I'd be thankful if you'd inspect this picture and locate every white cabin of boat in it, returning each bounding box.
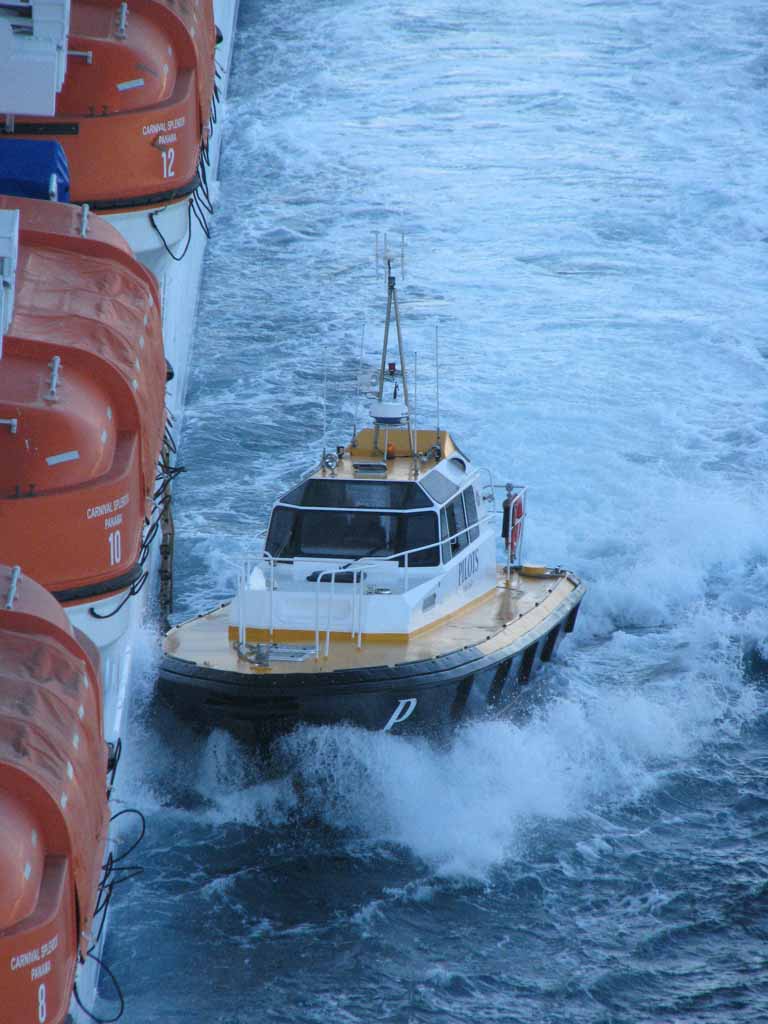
[230,425,524,651]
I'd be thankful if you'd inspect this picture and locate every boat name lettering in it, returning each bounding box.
[157,133,177,145]
[87,494,129,520]
[458,550,480,586]
[31,960,52,981]
[104,513,123,530]
[142,116,186,136]
[10,935,57,971]
[383,698,417,732]
[10,948,39,971]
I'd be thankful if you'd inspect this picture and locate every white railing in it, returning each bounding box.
[312,566,367,657]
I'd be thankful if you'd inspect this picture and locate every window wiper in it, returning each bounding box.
[305,544,389,583]
[345,542,389,566]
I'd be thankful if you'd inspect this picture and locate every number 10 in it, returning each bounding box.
[108,530,122,566]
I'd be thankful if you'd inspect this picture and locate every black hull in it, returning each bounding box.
[157,595,583,744]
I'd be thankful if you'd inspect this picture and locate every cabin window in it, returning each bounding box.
[440,508,451,563]
[420,470,459,504]
[279,479,430,510]
[463,487,480,542]
[441,495,469,562]
[266,507,439,565]
[401,513,440,566]
[266,506,294,559]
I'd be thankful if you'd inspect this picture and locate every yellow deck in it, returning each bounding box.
[164,567,583,675]
[340,427,456,480]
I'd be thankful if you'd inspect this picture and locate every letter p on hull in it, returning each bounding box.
[383,697,417,732]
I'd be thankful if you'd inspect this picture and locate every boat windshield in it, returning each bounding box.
[266,507,440,566]
[279,478,431,509]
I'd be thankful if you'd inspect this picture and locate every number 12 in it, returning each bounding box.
[161,147,176,178]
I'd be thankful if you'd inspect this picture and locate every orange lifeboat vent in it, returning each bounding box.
[0,564,109,1024]
[0,196,167,602]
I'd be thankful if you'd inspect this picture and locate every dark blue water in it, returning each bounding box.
[107,1,768,1020]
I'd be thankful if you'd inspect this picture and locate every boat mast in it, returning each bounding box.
[373,261,414,455]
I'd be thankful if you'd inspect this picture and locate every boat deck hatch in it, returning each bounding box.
[236,642,316,665]
[352,461,388,475]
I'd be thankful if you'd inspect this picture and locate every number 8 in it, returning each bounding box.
[38,983,47,1023]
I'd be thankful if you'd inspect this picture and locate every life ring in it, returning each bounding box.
[501,493,524,561]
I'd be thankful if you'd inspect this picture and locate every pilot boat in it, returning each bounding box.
[158,270,586,741]
[0,564,111,1024]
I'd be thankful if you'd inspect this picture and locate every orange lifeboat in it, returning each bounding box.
[2,0,216,211]
[0,563,110,1024]
[0,195,166,604]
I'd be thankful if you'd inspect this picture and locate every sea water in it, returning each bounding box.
[106,1,768,1021]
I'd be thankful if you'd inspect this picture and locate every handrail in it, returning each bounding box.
[313,566,367,658]
[242,492,527,588]
[477,466,496,504]
[256,509,496,576]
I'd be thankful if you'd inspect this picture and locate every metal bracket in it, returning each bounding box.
[4,566,21,609]
[68,49,94,64]
[46,355,61,399]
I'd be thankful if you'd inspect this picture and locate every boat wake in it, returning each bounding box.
[129,624,758,881]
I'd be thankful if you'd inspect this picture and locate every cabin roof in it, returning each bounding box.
[310,428,461,484]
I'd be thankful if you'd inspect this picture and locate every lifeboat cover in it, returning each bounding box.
[0,565,109,1022]
[0,195,165,505]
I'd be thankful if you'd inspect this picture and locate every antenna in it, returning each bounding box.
[412,350,419,475]
[391,270,410,410]
[413,350,418,437]
[321,343,328,471]
[351,319,366,444]
[435,321,441,450]
[375,230,407,280]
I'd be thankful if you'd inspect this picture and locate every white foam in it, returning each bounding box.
[271,654,755,880]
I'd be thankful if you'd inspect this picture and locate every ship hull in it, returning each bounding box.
[158,585,584,743]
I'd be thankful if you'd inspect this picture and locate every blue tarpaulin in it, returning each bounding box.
[0,139,71,202]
